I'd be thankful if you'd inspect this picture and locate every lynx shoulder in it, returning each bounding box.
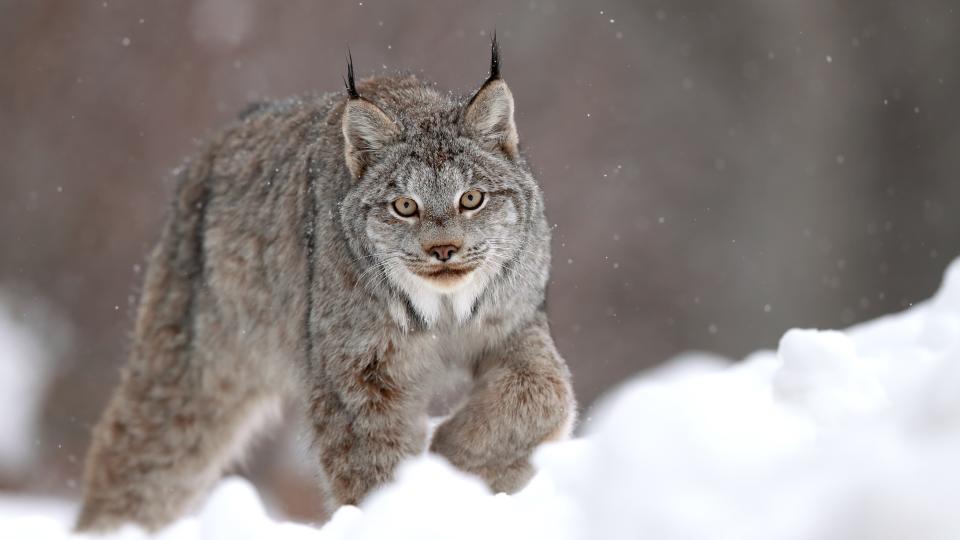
[76,38,576,533]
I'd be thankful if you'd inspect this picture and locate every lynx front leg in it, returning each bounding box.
[309,348,428,508]
[430,315,576,493]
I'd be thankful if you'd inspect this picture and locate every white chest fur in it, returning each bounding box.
[388,263,495,331]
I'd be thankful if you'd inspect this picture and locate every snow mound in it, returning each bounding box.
[3,257,960,539]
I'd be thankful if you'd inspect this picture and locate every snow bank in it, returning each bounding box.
[4,257,960,539]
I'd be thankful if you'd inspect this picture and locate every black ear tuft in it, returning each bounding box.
[463,34,518,160]
[344,49,360,100]
[488,32,501,82]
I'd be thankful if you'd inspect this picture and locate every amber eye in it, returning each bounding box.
[459,190,484,211]
[392,197,418,217]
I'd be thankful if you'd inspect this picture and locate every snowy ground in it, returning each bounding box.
[3,257,960,539]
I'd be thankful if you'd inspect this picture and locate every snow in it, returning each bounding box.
[0,297,55,475]
[3,257,960,539]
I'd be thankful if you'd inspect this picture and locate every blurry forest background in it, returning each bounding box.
[1,0,958,521]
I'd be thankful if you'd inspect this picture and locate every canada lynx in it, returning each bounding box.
[76,38,575,532]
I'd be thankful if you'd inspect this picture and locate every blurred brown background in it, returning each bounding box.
[1,0,958,520]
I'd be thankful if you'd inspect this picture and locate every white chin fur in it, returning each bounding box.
[388,265,489,327]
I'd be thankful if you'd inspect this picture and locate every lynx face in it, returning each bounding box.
[363,155,525,294]
[339,58,533,324]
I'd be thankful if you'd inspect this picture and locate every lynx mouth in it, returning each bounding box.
[411,264,476,288]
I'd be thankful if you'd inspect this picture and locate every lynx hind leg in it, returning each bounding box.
[75,343,282,533]
[430,316,576,493]
[76,222,283,531]
[75,342,282,534]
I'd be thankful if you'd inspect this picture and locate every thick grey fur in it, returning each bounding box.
[75,42,576,533]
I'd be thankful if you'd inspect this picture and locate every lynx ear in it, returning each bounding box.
[341,54,400,178]
[463,35,519,160]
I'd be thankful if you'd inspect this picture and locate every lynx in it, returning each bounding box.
[76,38,576,532]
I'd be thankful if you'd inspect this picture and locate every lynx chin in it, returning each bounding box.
[76,37,576,533]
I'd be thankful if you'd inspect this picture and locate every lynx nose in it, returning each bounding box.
[426,243,459,262]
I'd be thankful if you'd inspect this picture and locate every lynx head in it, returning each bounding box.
[339,37,548,327]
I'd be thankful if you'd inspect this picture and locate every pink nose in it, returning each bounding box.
[427,244,459,262]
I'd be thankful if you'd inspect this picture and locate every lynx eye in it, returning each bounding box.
[459,190,484,211]
[392,197,418,217]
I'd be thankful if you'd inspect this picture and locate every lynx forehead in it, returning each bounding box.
[76,37,575,534]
